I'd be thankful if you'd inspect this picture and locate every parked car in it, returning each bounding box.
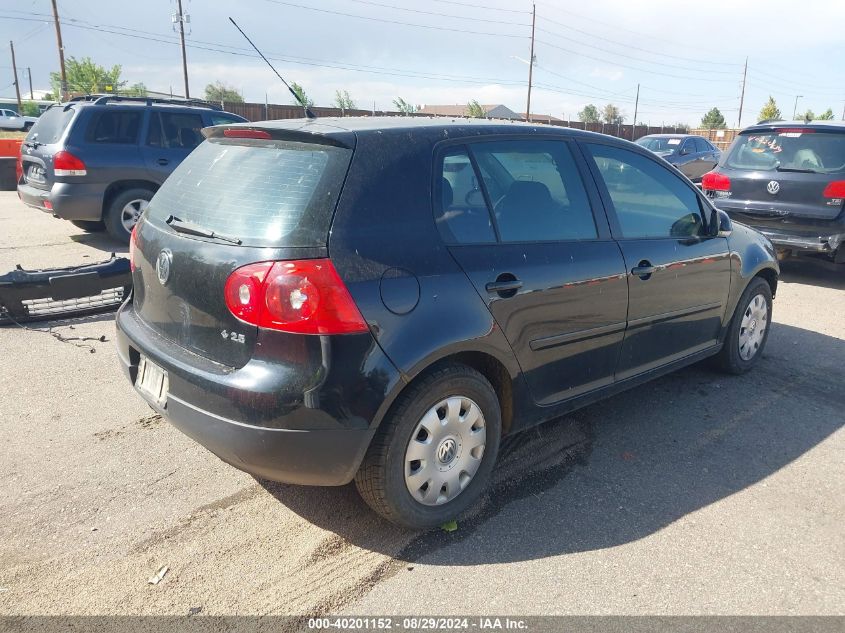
[0,108,38,131]
[116,118,779,529]
[702,120,845,265]
[636,134,721,182]
[16,95,246,242]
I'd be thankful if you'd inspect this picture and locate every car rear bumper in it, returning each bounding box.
[115,300,394,486]
[18,181,104,221]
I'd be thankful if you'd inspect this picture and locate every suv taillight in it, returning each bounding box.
[224,259,368,335]
[702,171,730,191]
[53,150,87,176]
[15,150,22,183]
[822,181,845,198]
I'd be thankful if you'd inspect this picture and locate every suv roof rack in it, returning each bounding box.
[66,94,222,110]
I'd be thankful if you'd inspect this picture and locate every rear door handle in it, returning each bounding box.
[157,158,170,166]
[631,263,657,277]
[485,280,523,293]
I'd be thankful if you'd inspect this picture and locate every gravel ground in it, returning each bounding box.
[0,193,842,617]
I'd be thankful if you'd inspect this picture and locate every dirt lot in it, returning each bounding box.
[0,192,842,616]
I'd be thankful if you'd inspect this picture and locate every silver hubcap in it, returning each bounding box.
[404,396,486,506]
[121,199,149,232]
[738,293,768,361]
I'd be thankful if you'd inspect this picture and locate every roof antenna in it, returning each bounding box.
[228,17,316,120]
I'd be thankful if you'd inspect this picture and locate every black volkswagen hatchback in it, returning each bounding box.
[116,117,779,528]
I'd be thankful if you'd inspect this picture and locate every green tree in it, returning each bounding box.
[800,109,815,122]
[700,107,727,129]
[50,57,124,96]
[333,89,356,113]
[817,108,835,120]
[672,122,691,133]
[758,95,781,121]
[290,82,314,108]
[393,97,417,115]
[578,103,601,123]
[205,81,243,103]
[602,103,624,125]
[20,101,40,117]
[126,82,147,97]
[466,100,485,118]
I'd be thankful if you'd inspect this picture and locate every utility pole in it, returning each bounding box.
[737,57,747,128]
[632,83,640,132]
[9,41,21,112]
[525,3,536,122]
[174,0,190,98]
[792,95,803,120]
[27,67,33,100]
[50,0,67,100]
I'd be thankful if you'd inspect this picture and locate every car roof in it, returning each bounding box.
[638,133,694,139]
[742,120,845,133]
[227,115,619,143]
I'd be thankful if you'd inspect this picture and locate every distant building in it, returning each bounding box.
[418,104,522,119]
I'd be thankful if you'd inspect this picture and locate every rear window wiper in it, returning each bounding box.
[776,166,818,173]
[165,215,242,245]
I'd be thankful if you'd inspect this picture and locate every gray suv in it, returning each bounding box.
[17,95,246,242]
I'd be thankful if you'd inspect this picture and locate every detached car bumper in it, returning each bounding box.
[18,181,104,221]
[115,302,387,486]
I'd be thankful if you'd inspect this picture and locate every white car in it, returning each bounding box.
[0,109,38,131]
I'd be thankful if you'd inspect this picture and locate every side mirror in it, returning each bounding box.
[709,208,732,237]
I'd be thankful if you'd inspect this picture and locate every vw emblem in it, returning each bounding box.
[437,438,457,464]
[155,249,173,285]
[766,180,780,195]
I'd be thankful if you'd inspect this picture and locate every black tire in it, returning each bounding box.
[355,364,502,529]
[104,188,154,243]
[715,277,773,374]
[70,220,106,232]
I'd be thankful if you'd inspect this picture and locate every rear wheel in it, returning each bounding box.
[715,277,773,374]
[104,188,153,243]
[70,220,106,232]
[355,364,501,529]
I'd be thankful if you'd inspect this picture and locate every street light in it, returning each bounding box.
[793,95,803,120]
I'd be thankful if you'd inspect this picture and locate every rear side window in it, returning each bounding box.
[25,106,74,145]
[694,137,711,152]
[437,149,496,244]
[587,143,704,239]
[725,130,845,174]
[147,112,204,149]
[86,110,141,144]
[147,138,352,247]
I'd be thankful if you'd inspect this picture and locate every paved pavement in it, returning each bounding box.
[0,192,842,616]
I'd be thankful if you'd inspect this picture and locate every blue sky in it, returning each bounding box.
[1,0,844,126]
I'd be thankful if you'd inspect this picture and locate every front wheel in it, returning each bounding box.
[715,277,773,374]
[355,364,501,529]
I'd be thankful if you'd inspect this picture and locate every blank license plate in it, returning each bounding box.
[136,356,168,407]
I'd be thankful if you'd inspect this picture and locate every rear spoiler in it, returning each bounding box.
[202,125,353,149]
[0,256,131,324]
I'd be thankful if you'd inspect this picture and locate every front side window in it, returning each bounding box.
[694,137,711,153]
[471,140,597,242]
[587,143,704,239]
[87,110,141,144]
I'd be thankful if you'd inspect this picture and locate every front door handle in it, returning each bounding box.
[157,158,170,166]
[631,261,657,278]
[486,279,523,293]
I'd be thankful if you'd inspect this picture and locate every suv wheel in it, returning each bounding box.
[104,188,153,242]
[715,277,773,374]
[355,364,501,529]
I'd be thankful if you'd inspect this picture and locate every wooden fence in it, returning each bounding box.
[215,101,689,140]
[688,128,740,151]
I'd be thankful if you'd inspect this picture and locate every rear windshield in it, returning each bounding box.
[25,106,74,145]
[636,137,682,152]
[147,138,352,247]
[725,130,845,174]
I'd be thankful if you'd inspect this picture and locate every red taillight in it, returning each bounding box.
[702,171,731,191]
[774,128,815,134]
[15,152,22,183]
[822,181,845,199]
[129,225,138,271]
[53,150,87,176]
[224,259,368,335]
[223,129,271,139]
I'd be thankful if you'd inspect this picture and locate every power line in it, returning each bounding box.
[426,0,531,14]
[342,0,531,26]
[261,0,528,38]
